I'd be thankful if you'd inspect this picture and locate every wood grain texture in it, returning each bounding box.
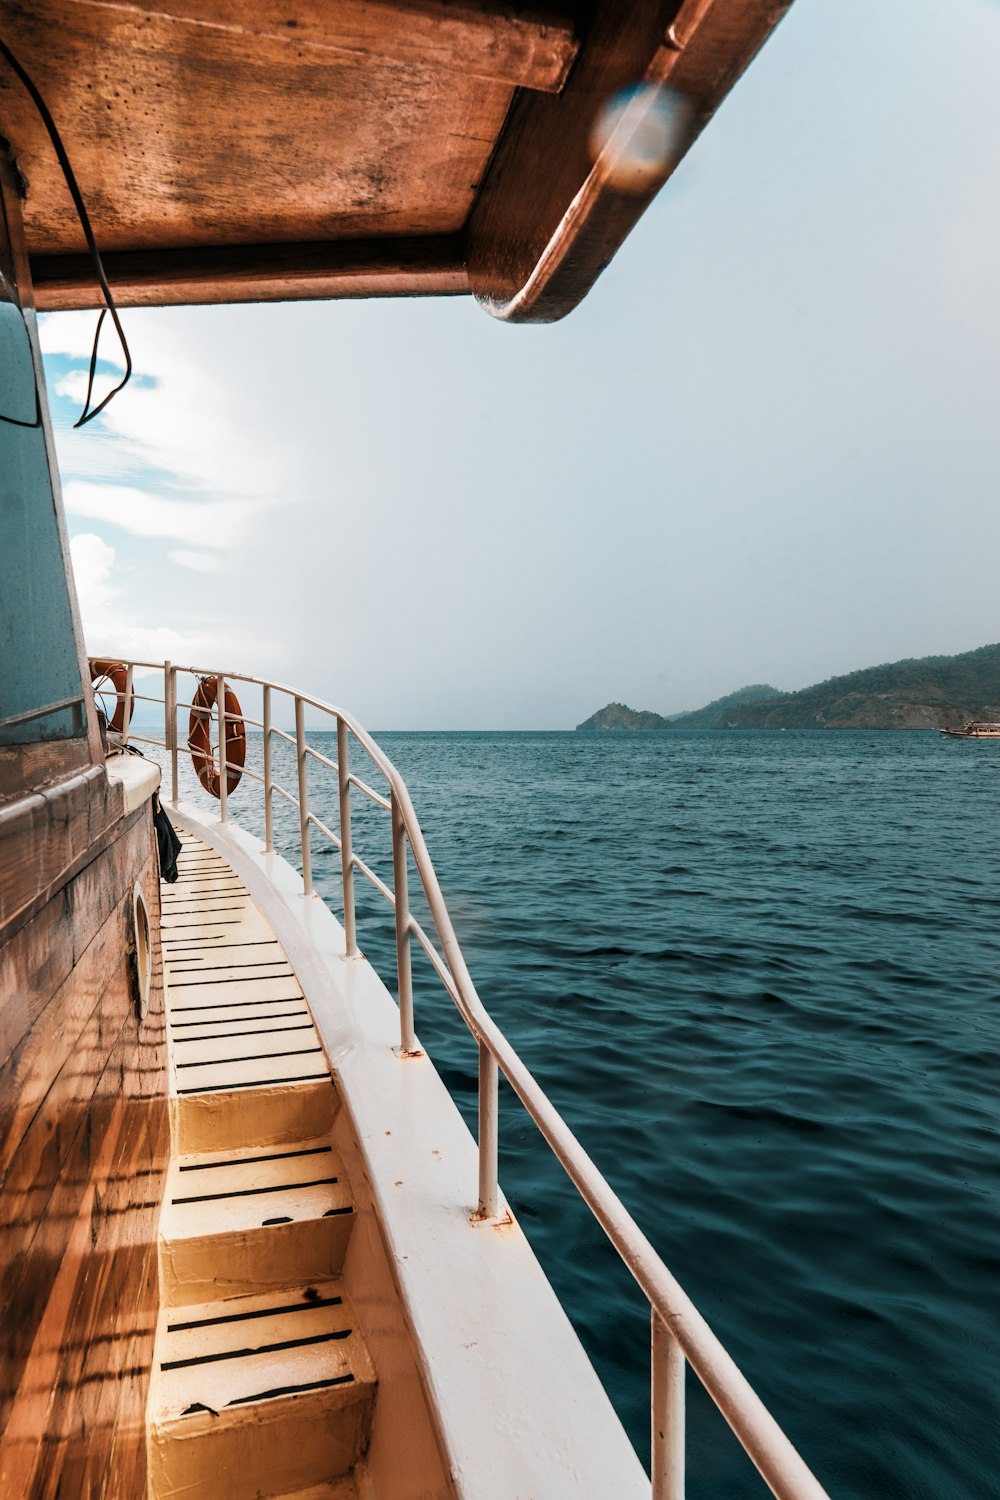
[0,816,165,1180]
[0,0,513,263]
[32,234,469,310]
[59,0,579,92]
[0,765,125,936]
[0,801,155,1083]
[0,739,94,805]
[0,816,168,1497]
[465,0,795,321]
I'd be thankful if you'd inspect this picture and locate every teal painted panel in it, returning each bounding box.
[0,290,87,746]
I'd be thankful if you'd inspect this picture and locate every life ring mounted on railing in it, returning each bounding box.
[188,677,246,798]
[90,658,132,734]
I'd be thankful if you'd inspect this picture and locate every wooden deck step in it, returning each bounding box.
[149,1283,376,1499]
[151,831,375,1497]
[163,834,340,1153]
[161,1139,356,1306]
[174,1077,339,1156]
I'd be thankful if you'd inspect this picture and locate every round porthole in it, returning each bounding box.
[131,883,152,1021]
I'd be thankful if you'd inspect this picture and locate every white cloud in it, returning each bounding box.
[41,308,291,520]
[169,549,224,573]
[51,426,152,484]
[63,480,265,547]
[53,370,89,400]
[43,308,285,673]
[40,310,127,369]
[68,529,251,664]
[70,532,117,611]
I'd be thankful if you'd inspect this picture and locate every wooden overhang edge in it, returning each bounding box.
[30,236,469,312]
[465,0,796,323]
[24,0,794,318]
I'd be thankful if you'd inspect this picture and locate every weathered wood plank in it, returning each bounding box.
[0,948,132,1295]
[0,1022,131,1457]
[0,799,153,1068]
[465,0,795,321]
[103,1249,162,1499]
[0,836,168,1493]
[0,1027,164,1497]
[0,1074,167,1494]
[0,766,124,936]
[0,740,92,803]
[0,1180,99,1497]
[3,4,513,264]
[58,0,579,92]
[0,899,134,1183]
[30,1072,166,1497]
[31,235,469,311]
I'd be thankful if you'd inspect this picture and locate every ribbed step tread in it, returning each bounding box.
[150,1285,376,1498]
[160,844,273,947]
[157,1286,360,1413]
[161,1140,356,1305]
[167,1140,352,1236]
[163,833,338,1151]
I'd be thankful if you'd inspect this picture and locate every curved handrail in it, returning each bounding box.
[95,656,831,1500]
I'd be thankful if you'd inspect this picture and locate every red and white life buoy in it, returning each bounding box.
[90,658,132,733]
[188,678,246,798]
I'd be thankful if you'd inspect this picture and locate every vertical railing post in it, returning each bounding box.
[163,661,176,802]
[391,790,415,1051]
[336,717,357,955]
[262,685,273,853]
[169,665,179,803]
[295,696,312,894]
[216,673,228,822]
[477,1044,499,1219]
[123,662,134,741]
[652,1311,685,1500]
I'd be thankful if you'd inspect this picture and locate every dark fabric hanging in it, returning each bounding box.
[153,794,182,883]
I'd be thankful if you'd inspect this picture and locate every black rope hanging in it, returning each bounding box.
[0,34,132,428]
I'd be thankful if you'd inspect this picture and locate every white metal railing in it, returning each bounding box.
[92,656,831,1500]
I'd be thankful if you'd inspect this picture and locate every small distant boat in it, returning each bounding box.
[940,721,1000,738]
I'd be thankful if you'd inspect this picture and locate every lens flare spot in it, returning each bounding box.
[588,84,686,194]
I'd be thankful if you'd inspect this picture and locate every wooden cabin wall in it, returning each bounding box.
[0,787,169,1497]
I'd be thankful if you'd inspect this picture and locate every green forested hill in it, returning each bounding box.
[577,644,1000,730]
[576,685,780,731]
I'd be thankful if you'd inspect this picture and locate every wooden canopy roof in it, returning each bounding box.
[0,0,792,321]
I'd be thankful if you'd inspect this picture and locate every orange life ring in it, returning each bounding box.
[90,658,132,733]
[188,678,246,798]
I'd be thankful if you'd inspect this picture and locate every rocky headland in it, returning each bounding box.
[577,643,1000,731]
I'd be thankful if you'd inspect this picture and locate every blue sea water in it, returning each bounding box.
[168,728,1000,1497]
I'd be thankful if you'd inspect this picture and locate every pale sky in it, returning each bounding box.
[42,0,1000,729]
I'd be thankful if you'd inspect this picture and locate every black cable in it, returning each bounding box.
[0,34,132,427]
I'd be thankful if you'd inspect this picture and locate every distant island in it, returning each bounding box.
[578,643,1000,731]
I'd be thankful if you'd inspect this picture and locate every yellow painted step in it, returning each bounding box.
[161,1140,356,1306]
[174,1077,339,1155]
[150,1284,376,1500]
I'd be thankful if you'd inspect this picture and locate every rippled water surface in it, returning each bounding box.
[169,729,1000,1496]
